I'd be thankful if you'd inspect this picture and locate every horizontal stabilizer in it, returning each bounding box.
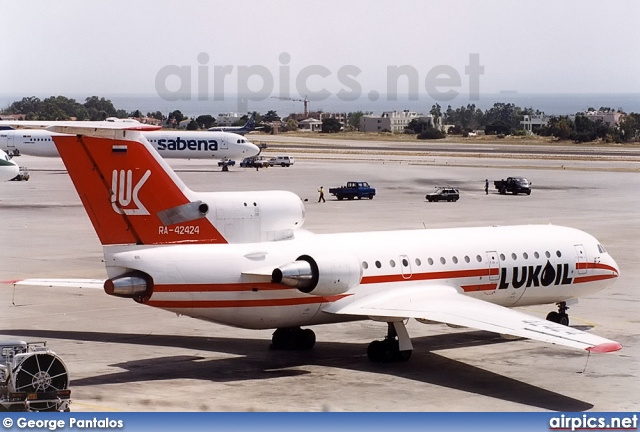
[11,278,105,289]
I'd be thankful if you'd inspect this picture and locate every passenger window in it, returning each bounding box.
[415,258,422,266]
[556,250,562,257]
[389,260,396,268]
[511,253,517,260]
[428,258,434,265]
[362,262,369,270]
[476,255,482,262]
[452,256,458,264]
[534,252,540,259]
[375,261,381,268]
[464,256,470,263]
[523,252,529,260]
[402,258,408,267]
[545,251,551,258]
[440,257,446,265]
[500,254,506,261]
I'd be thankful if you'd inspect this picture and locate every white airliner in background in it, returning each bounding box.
[208,112,258,135]
[16,122,621,362]
[0,148,19,181]
[0,119,259,160]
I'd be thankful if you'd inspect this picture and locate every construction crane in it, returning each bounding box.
[271,95,309,118]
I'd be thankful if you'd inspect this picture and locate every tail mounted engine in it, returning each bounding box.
[104,271,153,302]
[272,254,362,296]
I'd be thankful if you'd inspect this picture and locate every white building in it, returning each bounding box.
[520,115,549,134]
[216,113,244,126]
[360,110,438,133]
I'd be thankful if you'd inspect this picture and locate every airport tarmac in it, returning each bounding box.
[0,146,638,412]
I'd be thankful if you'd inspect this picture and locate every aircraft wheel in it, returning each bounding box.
[367,339,412,362]
[270,327,315,350]
[546,311,560,323]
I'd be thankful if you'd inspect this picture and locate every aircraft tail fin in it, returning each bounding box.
[50,124,227,246]
[244,112,256,130]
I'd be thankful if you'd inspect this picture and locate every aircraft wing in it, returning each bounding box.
[0,120,160,132]
[324,284,621,353]
[8,278,105,289]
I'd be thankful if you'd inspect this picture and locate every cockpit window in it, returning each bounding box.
[597,244,607,254]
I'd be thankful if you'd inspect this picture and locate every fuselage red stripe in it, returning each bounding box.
[153,282,287,293]
[461,283,498,292]
[145,294,350,309]
[576,262,618,273]
[362,268,497,285]
[573,274,618,284]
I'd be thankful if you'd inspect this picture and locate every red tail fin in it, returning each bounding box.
[53,132,226,245]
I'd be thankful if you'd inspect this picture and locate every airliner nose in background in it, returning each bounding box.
[0,148,19,181]
[0,123,259,161]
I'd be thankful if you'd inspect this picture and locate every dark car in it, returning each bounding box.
[426,187,459,202]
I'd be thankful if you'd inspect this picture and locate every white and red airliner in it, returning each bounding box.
[17,122,621,362]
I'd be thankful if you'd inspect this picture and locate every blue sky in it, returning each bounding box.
[3,0,638,98]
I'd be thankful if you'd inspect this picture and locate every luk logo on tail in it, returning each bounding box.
[111,169,151,215]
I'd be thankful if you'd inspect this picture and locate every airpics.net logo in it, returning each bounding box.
[155,52,484,110]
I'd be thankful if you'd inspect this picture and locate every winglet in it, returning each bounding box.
[586,342,622,353]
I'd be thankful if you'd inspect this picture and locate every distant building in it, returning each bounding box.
[360,110,437,133]
[298,118,323,132]
[569,110,624,127]
[216,112,243,126]
[520,114,549,134]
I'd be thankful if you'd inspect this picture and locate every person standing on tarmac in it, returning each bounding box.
[485,179,489,195]
[318,186,326,203]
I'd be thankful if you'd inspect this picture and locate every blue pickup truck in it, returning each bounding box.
[329,181,376,200]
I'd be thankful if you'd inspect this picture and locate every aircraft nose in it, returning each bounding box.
[608,254,620,278]
[245,141,260,156]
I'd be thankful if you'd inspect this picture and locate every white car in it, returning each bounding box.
[269,156,295,167]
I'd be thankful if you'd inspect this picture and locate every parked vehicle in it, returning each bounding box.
[426,187,459,202]
[329,181,376,200]
[1,340,71,412]
[240,156,270,168]
[269,156,295,167]
[494,177,532,195]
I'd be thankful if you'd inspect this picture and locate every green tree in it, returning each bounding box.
[84,96,116,119]
[619,113,640,143]
[196,114,216,129]
[7,96,42,116]
[321,118,342,133]
[406,118,433,134]
[262,110,280,122]
[347,111,368,130]
[167,110,185,127]
[186,119,199,130]
[147,111,164,121]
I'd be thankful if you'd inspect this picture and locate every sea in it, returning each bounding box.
[1,93,638,118]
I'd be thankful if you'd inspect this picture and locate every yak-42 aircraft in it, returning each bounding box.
[19,122,621,362]
[0,118,259,161]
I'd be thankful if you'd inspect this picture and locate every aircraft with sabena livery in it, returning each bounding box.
[14,121,622,362]
[0,118,259,161]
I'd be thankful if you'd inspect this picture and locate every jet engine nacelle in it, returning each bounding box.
[272,254,362,296]
[104,271,153,300]
[207,191,305,243]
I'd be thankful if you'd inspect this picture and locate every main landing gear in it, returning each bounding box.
[367,321,413,363]
[270,327,316,350]
[546,301,570,326]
